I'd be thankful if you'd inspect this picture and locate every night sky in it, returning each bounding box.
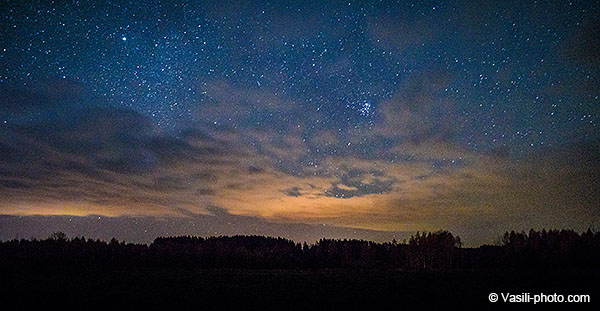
[1,0,599,246]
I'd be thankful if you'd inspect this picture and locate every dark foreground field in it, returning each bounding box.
[2,231,599,308]
[1,267,597,309]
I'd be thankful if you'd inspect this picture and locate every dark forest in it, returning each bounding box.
[2,229,600,271]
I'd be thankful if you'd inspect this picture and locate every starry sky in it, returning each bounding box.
[1,0,599,246]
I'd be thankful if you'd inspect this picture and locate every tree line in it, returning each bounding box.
[1,229,599,271]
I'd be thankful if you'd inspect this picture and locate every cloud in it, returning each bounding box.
[0,84,245,216]
[282,187,302,197]
[0,80,90,114]
[197,80,297,127]
[1,82,599,246]
[373,69,459,141]
[324,168,395,199]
